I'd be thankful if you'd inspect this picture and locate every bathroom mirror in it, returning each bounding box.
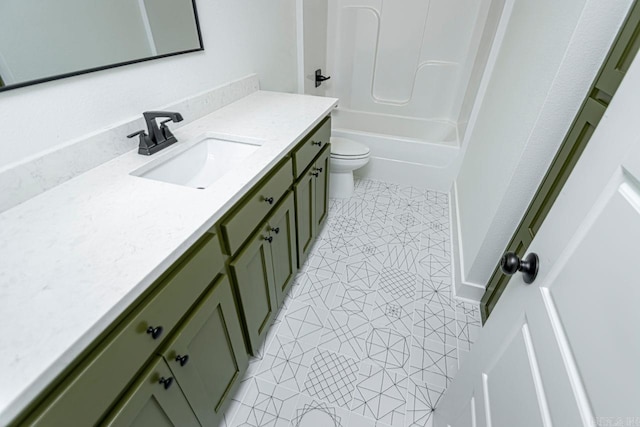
[0,0,203,92]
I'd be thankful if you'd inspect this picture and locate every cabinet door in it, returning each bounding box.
[229,226,277,355]
[294,167,317,268]
[314,145,331,230]
[161,275,248,427]
[103,357,199,427]
[268,191,298,307]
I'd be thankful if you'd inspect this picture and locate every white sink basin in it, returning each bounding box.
[131,136,262,189]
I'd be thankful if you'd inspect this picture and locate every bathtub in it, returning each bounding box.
[331,108,461,191]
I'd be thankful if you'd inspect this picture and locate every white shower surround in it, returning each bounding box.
[332,109,459,190]
[325,0,487,190]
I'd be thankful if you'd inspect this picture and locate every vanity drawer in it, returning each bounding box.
[293,116,331,179]
[221,158,293,255]
[27,232,224,426]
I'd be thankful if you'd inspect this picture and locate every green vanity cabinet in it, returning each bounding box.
[229,223,278,354]
[229,191,298,354]
[18,233,249,427]
[314,145,331,230]
[12,114,335,426]
[220,158,293,255]
[293,117,331,179]
[102,357,199,427]
[23,233,225,426]
[294,145,331,267]
[267,191,298,307]
[159,275,248,427]
[295,164,316,267]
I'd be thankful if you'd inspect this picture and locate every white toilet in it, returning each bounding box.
[329,136,370,199]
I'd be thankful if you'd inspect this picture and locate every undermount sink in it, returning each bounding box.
[131,136,262,189]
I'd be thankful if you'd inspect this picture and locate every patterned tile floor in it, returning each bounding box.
[220,179,482,427]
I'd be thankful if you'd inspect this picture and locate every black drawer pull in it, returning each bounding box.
[146,326,163,340]
[270,227,280,234]
[311,141,322,146]
[264,197,274,205]
[312,172,319,178]
[159,377,174,390]
[175,354,189,367]
[264,236,274,243]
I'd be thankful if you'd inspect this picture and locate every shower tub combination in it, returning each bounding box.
[331,108,460,192]
[320,0,486,192]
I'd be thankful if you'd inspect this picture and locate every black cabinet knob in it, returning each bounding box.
[314,167,323,173]
[264,236,273,243]
[146,326,163,340]
[500,252,539,284]
[264,197,274,205]
[311,172,319,178]
[311,141,322,146]
[159,377,173,390]
[175,354,189,367]
[270,227,280,234]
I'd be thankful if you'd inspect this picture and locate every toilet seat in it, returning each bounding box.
[330,137,370,159]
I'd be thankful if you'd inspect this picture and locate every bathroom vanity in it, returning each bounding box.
[0,91,337,425]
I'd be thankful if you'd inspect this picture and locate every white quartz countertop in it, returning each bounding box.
[0,90,338,423]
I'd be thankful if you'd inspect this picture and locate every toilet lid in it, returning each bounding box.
[330,137,370,158]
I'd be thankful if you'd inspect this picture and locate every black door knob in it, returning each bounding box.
[500,252,539,284]
[146,326,163,340]
[175,354,189,367]
[159,377,174,390]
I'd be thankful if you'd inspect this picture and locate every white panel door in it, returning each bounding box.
[436,42,640,427]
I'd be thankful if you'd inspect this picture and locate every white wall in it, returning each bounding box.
[301,0,328,95]
[0,0,298,171]
[452,0,633,299]
[455,0,505,142]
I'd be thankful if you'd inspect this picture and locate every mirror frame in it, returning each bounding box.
[0,0,204,93]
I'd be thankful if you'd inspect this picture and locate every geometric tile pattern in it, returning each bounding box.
[413,302,457,346]
[410,337,458,388]
[304,349,360,408]
[256,335,316,391]
[279,302,327,346]
[346,260,381,288]
[319,310,370,359]
[365,328,411,371]
[418,276,453,309]
[370,294,414,334]
[456,301,482,352]
[406,379,445,426]
[229,378,299,427]
[291,398,346,427]
[351,363,408,426]
[220,179,482,427]
[379,268,417,299]
[293,273,339,309]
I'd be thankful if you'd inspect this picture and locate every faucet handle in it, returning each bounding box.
[159,119,176,140]
[127,130,148,139]
[127,130,155,154]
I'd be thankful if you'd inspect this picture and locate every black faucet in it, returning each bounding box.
[127,111,184,155]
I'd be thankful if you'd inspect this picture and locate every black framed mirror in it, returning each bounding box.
[0,0,203,93]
